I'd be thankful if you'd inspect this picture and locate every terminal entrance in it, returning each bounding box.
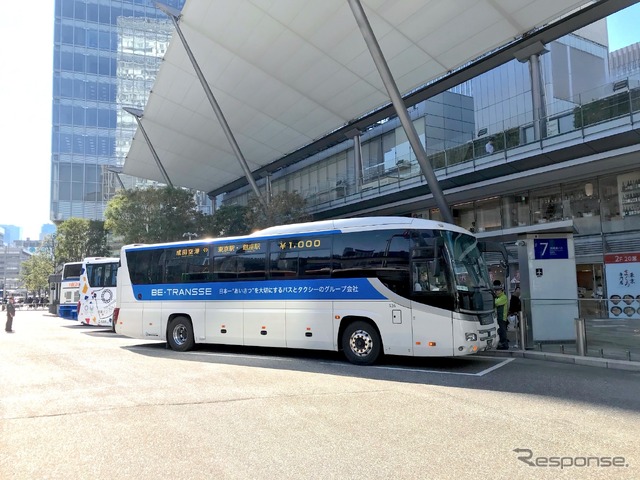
[576,263,605,318]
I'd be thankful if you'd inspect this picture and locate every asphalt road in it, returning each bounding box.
[1,310,639,480]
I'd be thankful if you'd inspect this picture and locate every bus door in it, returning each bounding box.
[368,230,414,356]
[410,240,457,355]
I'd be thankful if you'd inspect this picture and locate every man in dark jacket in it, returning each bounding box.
[5,296,16,333]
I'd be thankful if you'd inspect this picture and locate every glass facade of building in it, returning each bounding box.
[51,0,185,222]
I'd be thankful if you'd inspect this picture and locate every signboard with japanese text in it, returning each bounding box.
[604,252,640,319]
[533,238,569,260]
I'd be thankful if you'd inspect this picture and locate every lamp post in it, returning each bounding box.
[183,232,198,241]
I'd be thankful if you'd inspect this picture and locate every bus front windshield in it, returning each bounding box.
[442,231,491,292]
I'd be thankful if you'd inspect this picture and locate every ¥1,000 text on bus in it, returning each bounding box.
[115,217,504,365]
[78,257,119,329]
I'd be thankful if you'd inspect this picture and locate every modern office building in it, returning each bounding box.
[0,225,21,246]
[40,224,57,241]
[610,41,640,80]
[0,247,31,293]
[51,0,186,223]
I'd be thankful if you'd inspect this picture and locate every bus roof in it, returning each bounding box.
[82,257,120,264]
[121,216,472,252]
[253,217,468,236]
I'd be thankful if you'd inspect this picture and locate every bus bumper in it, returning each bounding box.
[58,305,78,321]
[455,326,497,355]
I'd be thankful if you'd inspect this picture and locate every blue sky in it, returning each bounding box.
[608,2,640,51]
[1,2,640,241]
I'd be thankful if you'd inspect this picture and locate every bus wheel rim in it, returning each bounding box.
[349,329,373,357]
[173,325,187,345]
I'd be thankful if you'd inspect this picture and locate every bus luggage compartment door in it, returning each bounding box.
[142,305,162,338]
[243,301,286,347]
[285,300,334,350]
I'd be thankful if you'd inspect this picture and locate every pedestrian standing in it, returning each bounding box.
[485,139,495,154]
[493,282,508,350]
[5,296,16,333]
[508,286,522,330]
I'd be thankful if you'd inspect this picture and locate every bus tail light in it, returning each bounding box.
[113,307,120,324]
[428,341,436,347]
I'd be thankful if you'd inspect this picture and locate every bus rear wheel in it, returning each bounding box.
[341,320,381,365]
[167,316,195,352]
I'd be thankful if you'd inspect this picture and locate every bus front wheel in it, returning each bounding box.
[341,320,381,366]
[167,316,195,352]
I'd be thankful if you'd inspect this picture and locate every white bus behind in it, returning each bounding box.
[78,257,119,329]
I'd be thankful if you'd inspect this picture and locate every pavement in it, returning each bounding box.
[4,310,640,480]
[480,348,640,372]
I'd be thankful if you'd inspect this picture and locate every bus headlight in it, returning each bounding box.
[465,333,478,342]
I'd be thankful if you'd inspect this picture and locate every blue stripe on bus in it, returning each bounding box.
[132,278,386,301]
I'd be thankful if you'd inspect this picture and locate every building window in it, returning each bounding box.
[531,187,562,224]
[452,202,475,231]
[502,194,530,228]
[561,180,599,220]
[475,197,501,232]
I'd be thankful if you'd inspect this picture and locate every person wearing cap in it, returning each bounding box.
[493,281,509,350]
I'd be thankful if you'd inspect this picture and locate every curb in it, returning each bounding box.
[479,349,640,372]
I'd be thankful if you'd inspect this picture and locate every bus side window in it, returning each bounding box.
[269,253,297,278]
[238,254,266,280]
[214,256,237,280]
[298,249,331,278]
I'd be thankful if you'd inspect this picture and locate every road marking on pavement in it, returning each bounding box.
[128,346,296,362]
[130,345,514,375]
[473,357,515,376]
[322,357,515,376]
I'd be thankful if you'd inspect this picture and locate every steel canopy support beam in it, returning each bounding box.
[515,42,549,141]
[107,168,127,190]
[344,128,362,191]
[529,53,548,141]
[123,107,174,188]
[347,0,453,224]
[156,2,267,208]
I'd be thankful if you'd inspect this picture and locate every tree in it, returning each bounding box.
[55,218,90,265]
[54,218,110,266]
[86,220,111,258]
[105,186,202,244]
[39,233,56,264]
[245,191,311,230]
[21,250,55,296]
[199,203,250,237]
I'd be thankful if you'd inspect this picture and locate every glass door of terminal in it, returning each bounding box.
[576,263,605,318]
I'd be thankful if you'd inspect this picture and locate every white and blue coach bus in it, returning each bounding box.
[115,217,503,365]
[77,257,120,329]
[58,261,83,320]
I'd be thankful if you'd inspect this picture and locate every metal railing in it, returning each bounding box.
[514,298,640,362]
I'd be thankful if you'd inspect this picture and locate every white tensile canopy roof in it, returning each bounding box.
[123,0,601,194]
